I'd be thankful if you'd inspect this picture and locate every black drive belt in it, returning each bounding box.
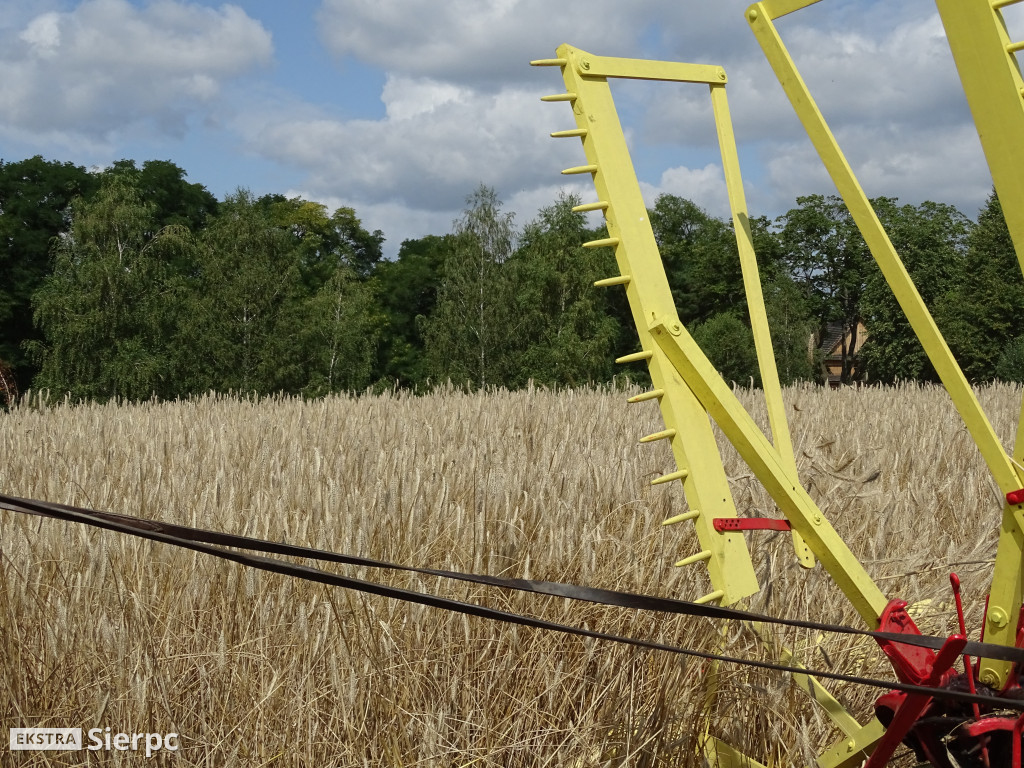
[1,491,1021,711]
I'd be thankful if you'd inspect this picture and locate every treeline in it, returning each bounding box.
[0,156,1020,404]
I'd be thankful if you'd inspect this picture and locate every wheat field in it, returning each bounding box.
[0,382,1018,766]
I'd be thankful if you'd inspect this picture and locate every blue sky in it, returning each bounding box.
[1,0,1020,256]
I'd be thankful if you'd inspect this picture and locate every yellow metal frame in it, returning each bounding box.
[534,0,1024,762]
[746,0,1024,690]
[533,45,888,767]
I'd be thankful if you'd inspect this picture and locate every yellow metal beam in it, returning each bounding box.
[710,82,813,568]
[934,0,1024,280]
[761,0,823,19]
[571,53,727,84]
[816,719,887,768]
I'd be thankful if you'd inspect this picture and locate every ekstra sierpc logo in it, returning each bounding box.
[9,727,179,757]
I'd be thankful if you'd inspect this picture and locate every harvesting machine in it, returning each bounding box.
[533,1,1024,766]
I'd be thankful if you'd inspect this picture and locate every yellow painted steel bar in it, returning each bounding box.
[709,83,814,568]
[747,2,1024,684]
[934,0,1024,277]
[761,0,822,19]
[554,44,760,604]
[569,53,727,84]
[649,317,889,626]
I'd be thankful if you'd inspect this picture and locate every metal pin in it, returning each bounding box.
[695,590,725,605]
[615,350,653,364]
[627,389,664,403]
[572,201,609,212]
[594,275,631,287]
[562,164,598,175]
[530,58,567,67]
[551,128,588,138]
[1008,40,1024,54]
[541,93,577,102]
[662,510,700,526]
[674,550,712,567]
[652,469,688,486]
[583,237,619,248]
[640,428,676,443]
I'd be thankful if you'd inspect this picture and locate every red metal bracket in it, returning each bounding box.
[712,517,792,533]
[1007,488,1024,505]
[866,633,967,768]
[875,599,940,686]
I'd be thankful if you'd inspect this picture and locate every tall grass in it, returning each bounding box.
[0,382,1017,766]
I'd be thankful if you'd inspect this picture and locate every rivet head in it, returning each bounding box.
[579,59,591,71]
[718,71,726,81]
[747,8,758,21]
[670,322,682,336]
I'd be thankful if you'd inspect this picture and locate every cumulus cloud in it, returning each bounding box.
[298,0,991,235]
[243,77,584,215]
[0,0,273,143]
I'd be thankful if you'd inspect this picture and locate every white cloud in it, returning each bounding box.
[640,164,731,218]
[0,0,273,143]
[243,82,583,215]
[19,12,61,57]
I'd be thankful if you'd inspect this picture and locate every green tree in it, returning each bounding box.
[692,313,759,385]
[505,193,619,386]
[650,195,744,325]
[940,191,1024,381]
[777,195,871,383]
[0,156,98,389]
[424,186,517,388]
[174,190,305,395]
[764,275,818,385]
[30,174,192,400]
[105,159,218,232]
[261,195,384,284]
[301,267,383,396]
[996,336,1024,383]
[860,199,971,382]
[374,235,450,387]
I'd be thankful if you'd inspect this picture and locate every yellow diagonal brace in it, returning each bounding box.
[933,0,1024,484]
[649,318,889,626]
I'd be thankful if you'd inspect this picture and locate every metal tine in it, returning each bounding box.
[652,469,688,486]
[627,389,664,403]
[674,550,712,567]
[639,428,676,443]
[663,510,700,526]
[593,275,631,288]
